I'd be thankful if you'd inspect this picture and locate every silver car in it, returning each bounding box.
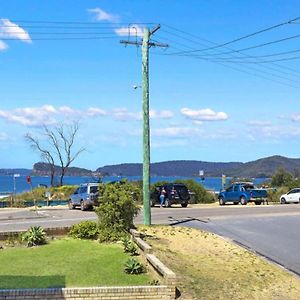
[280,188,300,204]
[68,183,99,211]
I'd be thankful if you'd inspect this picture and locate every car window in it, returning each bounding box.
[234,186,238,192]
[80,187,87,193]
[90,186,98,193]
[226,185,233,192]
[288,189,296,194]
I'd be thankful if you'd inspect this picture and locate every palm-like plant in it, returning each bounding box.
[22,226,47,247]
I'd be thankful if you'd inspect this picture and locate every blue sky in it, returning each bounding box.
[1,0,300,170]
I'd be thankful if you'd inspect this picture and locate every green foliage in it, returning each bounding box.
[267,187,288,203]
[68,221,99,239]
[124,258,144,274]
[122,237,138,255]
[271,168,293,187]
[21,226,47,247]
[175,179,216,203]
[14,185,78,205]
[95,182,140,242]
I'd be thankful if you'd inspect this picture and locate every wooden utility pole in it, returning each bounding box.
[121,25,168,226]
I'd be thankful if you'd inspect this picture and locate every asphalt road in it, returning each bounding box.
[1,204,300,275]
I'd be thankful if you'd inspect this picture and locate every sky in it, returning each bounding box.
[1,0,300,170]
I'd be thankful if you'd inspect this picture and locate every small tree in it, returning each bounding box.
[271,168,293,187]
[95,182,139,242]
[25,122,85,186]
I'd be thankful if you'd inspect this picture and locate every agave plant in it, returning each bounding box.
[124,258,144,274]
[22,226,47,247]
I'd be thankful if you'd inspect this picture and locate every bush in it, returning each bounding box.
[21,226,47,247]
[95,182,140,242]
[175,179,215,204]
[68,221,99,239]
[267,187,288,203]
[271,168,293,187]
[122,237,138,255]
[124,258,144,274]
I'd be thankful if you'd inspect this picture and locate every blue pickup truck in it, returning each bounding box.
[218,182,268,205]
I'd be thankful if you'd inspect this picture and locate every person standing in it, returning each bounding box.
[160,187,166,207]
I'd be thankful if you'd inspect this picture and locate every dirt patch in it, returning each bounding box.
[139,225,300,300]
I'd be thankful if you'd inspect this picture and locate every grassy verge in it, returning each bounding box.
[140,226,300,300]
[0,238,151,289]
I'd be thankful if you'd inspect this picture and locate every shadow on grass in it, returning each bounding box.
[0,275,65,289]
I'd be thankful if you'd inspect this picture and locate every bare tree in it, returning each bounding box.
[25,133,56,186]
[25,122,85,186]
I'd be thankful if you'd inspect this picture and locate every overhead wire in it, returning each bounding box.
[154,26,300,87]
[160,24,300,79]
[166,16,300,55]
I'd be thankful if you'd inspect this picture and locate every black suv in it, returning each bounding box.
[150,183,190,207]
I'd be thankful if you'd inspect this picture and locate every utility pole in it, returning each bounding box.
[121,25,168,226]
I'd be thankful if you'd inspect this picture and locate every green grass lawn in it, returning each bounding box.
[0,238,151,289]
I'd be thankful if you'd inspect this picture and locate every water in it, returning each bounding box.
[0,175,270,194]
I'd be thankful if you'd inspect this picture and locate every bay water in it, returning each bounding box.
[0,175,269,195]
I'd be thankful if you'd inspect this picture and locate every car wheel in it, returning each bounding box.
[255,201,262,205]
[181,203,188,208]
[80,200,86,211]
[219,197,225,206]
[164,198,171,207]
[280,198,286,204]
[240,197,247,205]
[68,200,75,210]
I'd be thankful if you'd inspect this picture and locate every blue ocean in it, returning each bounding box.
[0,175,269,194]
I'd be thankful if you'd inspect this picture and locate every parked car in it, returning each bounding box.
[68,183,99,211]
[218,182,268,205]
[150,183,190,207]
[280,188,300,204]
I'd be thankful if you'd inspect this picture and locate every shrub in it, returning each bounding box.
[271,168,293,187]
[95,182,139,242]
[175,179,215,204]
[21,226,47,247]
[267,186,289,203]
[68,221,99,239]
[124,258,144,274]
[122,237,138,255]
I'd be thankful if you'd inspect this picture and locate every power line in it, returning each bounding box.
[155,27,300,87]
[210,55,300,64]
[160,24,300,78]
[0,36,120,41]
[10,20,154,25]
[166,16,300,55]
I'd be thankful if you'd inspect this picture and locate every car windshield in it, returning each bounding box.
[90,186,98,193]
[243,184,255,190]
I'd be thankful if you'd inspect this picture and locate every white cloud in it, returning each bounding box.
[0,105,107,127]
[192,120,203,125]
[0,132,11,141]
[115,24,144,37]
[87,107,106,117]
[0,19,31,43]
[149,109,173,119]
[181,107,228,121]
[87,8,119,22]
[0,40,8,51]
[151,126,202,137]
[247,120,272,126]
[112,108,141,121]
[292,114,300,122]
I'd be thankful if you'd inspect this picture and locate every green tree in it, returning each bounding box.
[271,168,293,187]
[95,182,139,242]
[174,179,215,204]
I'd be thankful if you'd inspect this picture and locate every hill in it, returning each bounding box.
[97,155,300,178]
[32,162,93,176]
